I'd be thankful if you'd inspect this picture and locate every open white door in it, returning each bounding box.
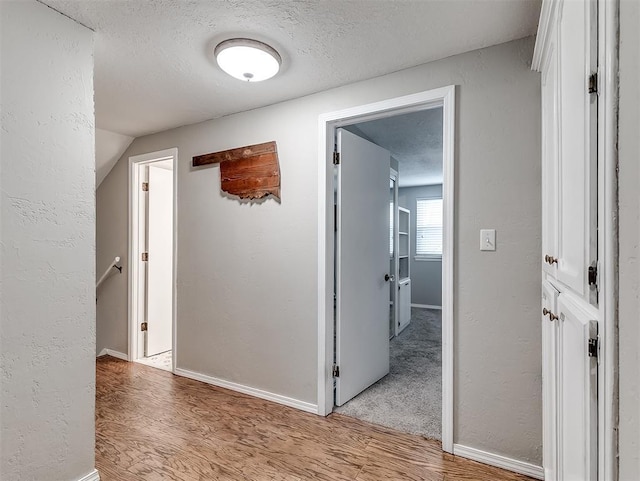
[335,128,390,406]
[145,164,173,357]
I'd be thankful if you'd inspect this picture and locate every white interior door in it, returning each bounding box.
[557,294,597,481]
[335,128,390,406]
[145,164,173,357]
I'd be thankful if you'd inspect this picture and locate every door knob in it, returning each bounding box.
[543,308,558,321]
[544,255,558,265]
[384,274,395,282]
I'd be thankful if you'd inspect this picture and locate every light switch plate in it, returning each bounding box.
[480,229,496,251]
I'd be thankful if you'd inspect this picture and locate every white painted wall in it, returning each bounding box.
[97,37,541,464]
[618,0,640,478]
[398,184,443,307]
[0,2,96,480]
[96,128,134,187]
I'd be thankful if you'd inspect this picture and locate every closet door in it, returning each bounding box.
[557,294,598,481]
[541,19,559,279]
[555,0,597,296]
[542,281,560,481]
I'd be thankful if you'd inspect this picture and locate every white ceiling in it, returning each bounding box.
[347,107,443,187]
[45,0,541,139]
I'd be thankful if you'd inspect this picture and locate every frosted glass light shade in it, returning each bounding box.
[215,39,281,82]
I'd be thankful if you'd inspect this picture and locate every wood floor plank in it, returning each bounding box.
[95,356,535,481]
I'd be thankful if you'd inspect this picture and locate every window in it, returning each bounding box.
[416,198,443,258]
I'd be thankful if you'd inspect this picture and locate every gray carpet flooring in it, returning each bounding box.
[334,307,442,440]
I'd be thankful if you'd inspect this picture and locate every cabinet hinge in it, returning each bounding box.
[332,364,340,377]
[588,263,598,288]
[588,73,598,94]
[588,337,599,358]
[333,151,340,165]
[140,322,148,332]
[141,252,149,262]
[142,182,149,191]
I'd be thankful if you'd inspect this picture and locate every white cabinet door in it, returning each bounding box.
[397,279,411,334]
[557,294,598,481]
[542,281,560,481]
[335,128,390,406]
[555,0,597,296]
[541,18,559,279]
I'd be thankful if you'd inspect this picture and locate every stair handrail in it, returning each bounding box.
[96,256,122,290]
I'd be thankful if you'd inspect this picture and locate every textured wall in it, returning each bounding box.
[398,185,443,307]
[618,0,640,478]
[0,2,96,480]
[97,37,541,464]
[96,154,129,356]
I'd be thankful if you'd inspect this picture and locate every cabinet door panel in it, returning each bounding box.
[556,0,597,296]
[541,20,559,278]
[542,281,560,481]
[397,280,411,334]
[557,295,597,481]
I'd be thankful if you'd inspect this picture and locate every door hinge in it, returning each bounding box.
[332,364,340,378]
[588,73,598,94]
[142,182,149,191]
[333,151,340,165]
[588,337,599,358]
[334,204,338,232]
[588,262,598,288]
[140,322,148,332]
[141,252,149,262]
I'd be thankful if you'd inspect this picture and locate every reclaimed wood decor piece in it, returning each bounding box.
[192,141,280,200]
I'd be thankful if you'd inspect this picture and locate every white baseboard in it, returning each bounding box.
[77,469,100,481]
[97,348,129,361]
[174,368,318,415]
[452,444,543,480]
[411,303,442,310]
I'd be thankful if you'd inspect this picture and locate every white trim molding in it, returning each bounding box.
[317,86,455,454]
[453,444,544,480]
[597,0,619,479]
[411,303,442,310]
[97,348,129,361]
[174,368,318,414]
[532,0,560,71]
[76,469,100,481]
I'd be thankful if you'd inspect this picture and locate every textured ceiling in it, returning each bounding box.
[45,0,540,138]
[347,107,443,187]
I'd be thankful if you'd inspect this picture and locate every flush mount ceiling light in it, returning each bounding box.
[214,38,282,82]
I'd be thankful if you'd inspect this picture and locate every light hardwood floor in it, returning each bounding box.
[96,356,534,481]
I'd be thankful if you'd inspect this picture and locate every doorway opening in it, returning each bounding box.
[128,148,177,373]
[317,87,455,453]
[333,109,444,440]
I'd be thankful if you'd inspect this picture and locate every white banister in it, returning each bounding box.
[96,256,122,290]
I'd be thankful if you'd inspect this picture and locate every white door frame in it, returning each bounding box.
[596,0,618,478]
[390,168,399,338]
[316,86,455,453]
[128,148,178,373]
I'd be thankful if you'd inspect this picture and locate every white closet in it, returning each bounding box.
[534,0,600,480]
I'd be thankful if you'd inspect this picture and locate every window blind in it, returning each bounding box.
[416,198,443,256]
